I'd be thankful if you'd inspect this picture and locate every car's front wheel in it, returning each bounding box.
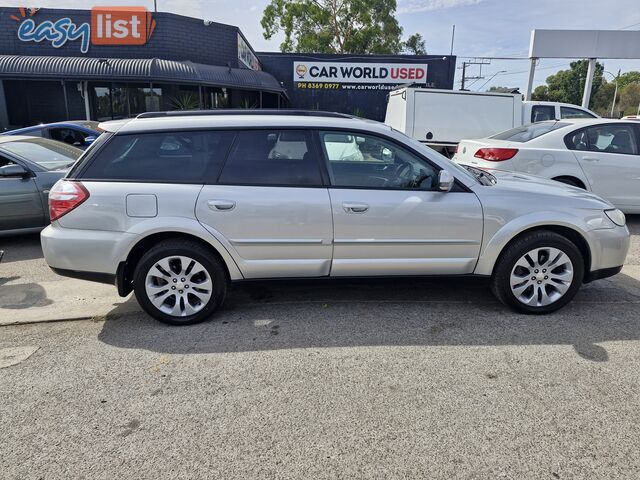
[133,239,227,325]
[491,231,584,314]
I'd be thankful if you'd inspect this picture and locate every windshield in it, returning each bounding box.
[490,121,570,143]
[0,138,82,170]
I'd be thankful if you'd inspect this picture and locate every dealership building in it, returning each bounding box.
[0,6,455,128]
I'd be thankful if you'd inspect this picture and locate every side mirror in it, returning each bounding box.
[0,164,30,178]
[438,170,455,192]
[84,136,97,145]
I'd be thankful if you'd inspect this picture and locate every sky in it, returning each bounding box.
[1,0,639,92]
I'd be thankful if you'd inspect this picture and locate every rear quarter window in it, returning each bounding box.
[79,130,234,183]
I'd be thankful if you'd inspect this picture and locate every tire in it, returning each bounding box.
[553,177,584,189]
[133,239,228,325]
[491,231,584,314]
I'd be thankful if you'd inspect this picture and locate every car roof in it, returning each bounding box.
[101,110,388,135]
[550,118,637,127]
[4,121,99,134]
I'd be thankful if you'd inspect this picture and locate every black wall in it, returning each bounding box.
[0,7,250,68]
[259,53,456,121]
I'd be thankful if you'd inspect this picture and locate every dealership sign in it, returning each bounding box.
[12,6,156,54]
[293,61,428,84]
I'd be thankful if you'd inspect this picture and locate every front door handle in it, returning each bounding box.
[582,156,600,162]
[342,202,369,213]
[207,199,236,211]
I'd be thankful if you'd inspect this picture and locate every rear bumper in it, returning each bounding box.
[50,267,116,285]
[41,224,138,275]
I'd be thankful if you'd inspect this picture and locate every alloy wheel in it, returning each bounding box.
[509,247,574,307]
[144,255,213,317]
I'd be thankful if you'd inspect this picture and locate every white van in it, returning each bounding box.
[385,87,598,156]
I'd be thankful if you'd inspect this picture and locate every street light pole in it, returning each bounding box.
[604,70,621,118]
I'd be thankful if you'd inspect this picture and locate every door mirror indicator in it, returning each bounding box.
[438,170,454,192]
[0,164,30,178]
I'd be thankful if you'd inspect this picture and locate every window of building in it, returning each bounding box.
[218,130,322,186]
[81,130,234,182]
[319,131,438,190]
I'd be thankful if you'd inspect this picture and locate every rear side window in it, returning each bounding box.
[81,131,234,182]
[565,124,639,155]
[491,121,569,143]
[218,130,322,186]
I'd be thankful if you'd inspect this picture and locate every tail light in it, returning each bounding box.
[49,180,89,222]
[474,148,519,162]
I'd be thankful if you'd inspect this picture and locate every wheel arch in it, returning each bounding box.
[116,230,242,297]
[551,176,587,189]
[488,225,591,281]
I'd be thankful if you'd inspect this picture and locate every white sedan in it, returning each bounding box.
[453,119,640,213]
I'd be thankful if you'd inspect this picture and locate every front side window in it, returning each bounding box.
[0,138,81,171]
[320,131,438,190]
[531,105,555,123]
[218,130,322,186]
[567,124,639,155]
[561,106,596,119]
[81,131,234,182]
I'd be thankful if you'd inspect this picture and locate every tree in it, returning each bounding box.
[617,71,640,90]
[531,60,605,107]
[261,0,403,54]
[402,33,426,55]
[618,83,640,116]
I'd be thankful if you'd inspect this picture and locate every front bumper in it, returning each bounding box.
[586,225,630,277]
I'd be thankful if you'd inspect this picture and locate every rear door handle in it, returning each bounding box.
[207,199,236,211]
[342,202,369,213]
[582,156,600,162]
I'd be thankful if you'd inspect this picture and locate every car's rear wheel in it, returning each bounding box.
[133,239,227,325]
[491,231,584,314]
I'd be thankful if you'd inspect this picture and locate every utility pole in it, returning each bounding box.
[610,69,620,118]
[450,25,455,56]
[459,58,491,91]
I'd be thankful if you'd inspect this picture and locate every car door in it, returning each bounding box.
[0,154,44,231]
[195,129,333,279]
[318,130,483,276]
[565,123,640,208]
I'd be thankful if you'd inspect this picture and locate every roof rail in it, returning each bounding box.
[136,109,354,120]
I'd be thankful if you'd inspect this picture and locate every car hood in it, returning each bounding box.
[477,169,613,210]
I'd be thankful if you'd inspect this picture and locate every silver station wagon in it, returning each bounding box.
[41,111,630,325]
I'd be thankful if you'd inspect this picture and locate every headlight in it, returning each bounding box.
[605,209,626,227]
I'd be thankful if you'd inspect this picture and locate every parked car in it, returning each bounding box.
[452,119,640,214]
[41,110,629,325]
[0,136,82,235]
[385,87,598,156]
[2,121,101,149]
